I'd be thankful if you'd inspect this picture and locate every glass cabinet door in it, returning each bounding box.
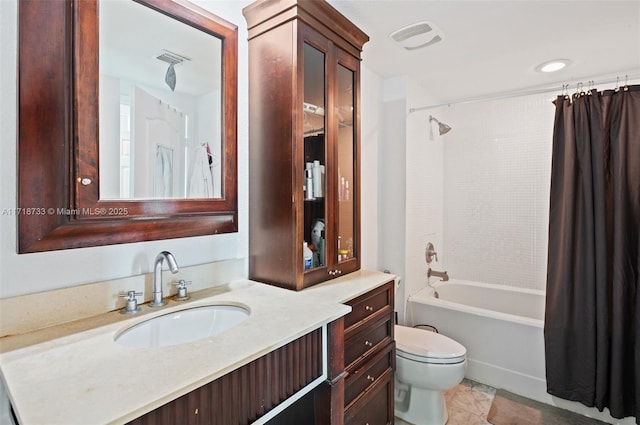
[337,62,356,264]
[303,42,327,271]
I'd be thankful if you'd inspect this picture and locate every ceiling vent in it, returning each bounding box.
[156,49,191,65]
[390,21,444,51]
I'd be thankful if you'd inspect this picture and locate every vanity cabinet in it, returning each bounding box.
[243,0,369,290]
[343,280,395,424]
[127,328,323,425]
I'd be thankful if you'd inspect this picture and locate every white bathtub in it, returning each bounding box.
[406,279,637,424]
[406,279,547,402]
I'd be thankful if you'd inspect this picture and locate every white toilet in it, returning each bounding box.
[394,325,467,425]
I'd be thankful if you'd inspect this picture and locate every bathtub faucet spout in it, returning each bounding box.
[428,267,449,281]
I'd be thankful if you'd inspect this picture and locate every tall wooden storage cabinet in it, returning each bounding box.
[243,0,369,290]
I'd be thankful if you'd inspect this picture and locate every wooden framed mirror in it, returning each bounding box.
[18,0,238,253]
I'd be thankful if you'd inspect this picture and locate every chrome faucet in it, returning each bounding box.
[150,251,179,307]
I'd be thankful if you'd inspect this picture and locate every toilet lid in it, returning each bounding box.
[395,325,466,364]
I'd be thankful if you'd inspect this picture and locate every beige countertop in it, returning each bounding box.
[0,269,394,425]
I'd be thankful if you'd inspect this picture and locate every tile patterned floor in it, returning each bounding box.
[395,379,496,425]
[395,378,609,425]
[445,379,496,425]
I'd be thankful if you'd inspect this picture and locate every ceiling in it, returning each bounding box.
[328,0,640,105]
[101,0,221,97]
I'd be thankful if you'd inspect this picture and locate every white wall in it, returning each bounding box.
[360,66,382,271]
[377,77,445,323]
[441,93,555,290]
[403,80,446,311]
[379,78,407,317]
[400,89,555,293]
[398,85,556,295]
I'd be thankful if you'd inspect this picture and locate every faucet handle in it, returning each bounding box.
[426,242,438,264]
[120,290,143,300]
[173,280,191,300]
[119,290,142,314]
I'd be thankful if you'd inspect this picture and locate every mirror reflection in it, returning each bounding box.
[99,0,222,199]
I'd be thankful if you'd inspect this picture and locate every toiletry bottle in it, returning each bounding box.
[318,232,325,266]
[303,242,313,270]
[312,160,323,197]
[305,168,314,200]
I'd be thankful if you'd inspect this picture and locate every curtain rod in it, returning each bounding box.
[409,74,640,113]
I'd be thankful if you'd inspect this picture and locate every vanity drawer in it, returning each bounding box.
[344,282,393,331]
[344,313,392,368]
[344,368,394,425]
[345,342,394,408]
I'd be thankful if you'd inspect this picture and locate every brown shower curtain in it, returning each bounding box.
[545,84,640,422]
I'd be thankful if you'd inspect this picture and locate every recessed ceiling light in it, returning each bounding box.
[536,59,570,73]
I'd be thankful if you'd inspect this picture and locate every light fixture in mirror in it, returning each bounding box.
[99,0,223,199]
[17,0,238,253]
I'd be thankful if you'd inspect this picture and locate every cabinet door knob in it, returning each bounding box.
[364,340,373,347]
[365,305,374,312]
[366,374,375,382]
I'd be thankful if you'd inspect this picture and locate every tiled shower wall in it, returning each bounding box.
[442,93,555,290]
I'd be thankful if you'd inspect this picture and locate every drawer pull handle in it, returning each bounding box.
[366,374,375,382]
[365,305,374,312]
[364,340,373,347]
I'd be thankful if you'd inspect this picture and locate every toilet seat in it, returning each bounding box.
[395,325,466,364]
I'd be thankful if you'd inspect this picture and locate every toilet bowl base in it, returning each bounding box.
[394,384,448,425]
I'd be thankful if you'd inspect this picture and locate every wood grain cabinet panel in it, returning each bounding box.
[344,287,393,330]
[127,328,323,425]
[342,281,395,424]
[345,343,394,408]
[344,314,392,368]
[243,0,369,290]
[344,367,394,425]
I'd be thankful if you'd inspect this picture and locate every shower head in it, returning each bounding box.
[429,115,452,140]
[430,115,451,135]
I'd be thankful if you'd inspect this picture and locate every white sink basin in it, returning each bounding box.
[115,304,250,348]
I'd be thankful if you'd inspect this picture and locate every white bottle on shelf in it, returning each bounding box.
[303,242,313,270]
[312,160,323,198]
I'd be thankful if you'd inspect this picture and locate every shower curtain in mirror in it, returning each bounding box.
[545,84,640,422]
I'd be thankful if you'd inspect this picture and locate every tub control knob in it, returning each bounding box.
[426,242,438,264]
